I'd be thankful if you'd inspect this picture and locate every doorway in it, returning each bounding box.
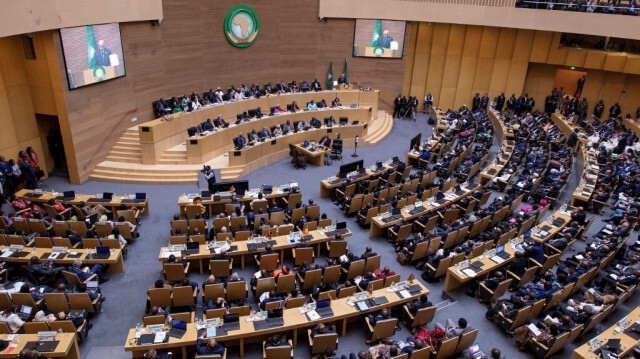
[553,69,587,99]
[35,114,68,178]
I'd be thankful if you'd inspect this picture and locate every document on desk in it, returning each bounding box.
[398,290,411,299]
[154,332,166,343]
[356,301,369,311]
[462,268,477,277]
[528,323,541,336]
[206,327,217,337]
[0,251,14,258]
[306,310,320,321]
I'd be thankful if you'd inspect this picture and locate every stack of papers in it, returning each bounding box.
[154,332,166,343]
[462,268,477,277]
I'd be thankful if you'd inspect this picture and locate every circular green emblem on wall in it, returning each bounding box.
[224,5,260,48]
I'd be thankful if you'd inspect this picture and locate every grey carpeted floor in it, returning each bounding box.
[31,112,640,359]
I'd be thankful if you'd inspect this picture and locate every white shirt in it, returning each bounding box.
[0,313,24,331]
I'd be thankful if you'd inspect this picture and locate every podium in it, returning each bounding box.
[364,46,395,58]
[82,66,116,86]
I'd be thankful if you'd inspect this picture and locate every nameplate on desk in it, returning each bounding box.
[234,151,241,157]
[190,140,198,145]
[141,127,150,132]
[271,140,276,145]
[327,128,332,133]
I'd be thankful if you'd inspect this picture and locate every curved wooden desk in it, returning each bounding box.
[139,90,378,164]
[193,107,369,165]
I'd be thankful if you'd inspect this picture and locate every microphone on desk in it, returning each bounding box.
[352,135,359,158]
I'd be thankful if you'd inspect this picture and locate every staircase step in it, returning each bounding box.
[92,168,196,179]
[105,155,142,163]
[89,174,197,184]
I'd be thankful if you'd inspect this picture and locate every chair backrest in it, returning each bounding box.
[28,219,49,234]
[95,222,112,238]
[255,277,276,298]
[163,263,187,283]
[0,293,11,312]
[328,241,348,258]
[212,218,229,231]
[230,216,247,232]
[61,270,83,286]
[116,223,134,239]
[269,211,285,226]
[23,321,50,334]
[410,347,431,359]
[12,217,31,234]
[68,221,88,236]
[366,279,384,292]
[205,308,226,319]
[346,259,365,280]
[264,300,283,311]
[411,306,437,327]
[276,274,296,295]
[82,238,100,249]
[148,288,172,308]
[11,293,37,310]
[306,206,320,221]
[171,312,194,323]
[49,320,78,334]
[285,296,306,309]
[68,293,96,313]
[290,208,305,224]
[383,274,401,288]
[34,236,52,248]
[228,305,251,316]
[301,269,322,290]
[364,255,381,274]
[322,265,341,284]
[186,205,204,219]
[44,293,70,313]
[225,281,247,302]
[455,328,478,353]
[259,253,280,271]
[117,210,136,223]
[189,219,206,234]
[52,237,72,248]
[337,286,356,299]
[318,218,332,228]
[203,284,225,303]
[143,315,166,326]
[434,335,459,359]
[264,341,292,359]
[310,332,338,355]
[370,318,398,340]
[303,221,317,232]
[101,238,121,249]
[209,259,232,278]
[172,286,195,307]
[0,322,11,334]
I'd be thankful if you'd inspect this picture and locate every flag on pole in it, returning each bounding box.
[86,25,98,69]
[370,20,382,47]
[326,62,333,90]
[343,59,348,84]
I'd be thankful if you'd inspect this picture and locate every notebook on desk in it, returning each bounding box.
[137,334,155,345]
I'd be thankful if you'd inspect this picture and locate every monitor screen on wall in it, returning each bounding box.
[60,23,126,90]
[352,19,406,59]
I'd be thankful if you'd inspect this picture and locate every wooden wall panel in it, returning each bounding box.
[49,0,409,182]
[600,72,626,109]
[623,57,640,76]
[584,52,607,70]
[409,23,433,99]
[546,33,568,65]
[622,75,640,117]
[604,54,627,73]
[425,23,451,106]
[565,50,587,69]
[529,31,553,64]
[402,22,419,97]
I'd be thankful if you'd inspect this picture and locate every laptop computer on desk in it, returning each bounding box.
[168,319,187,339]
[25,341,59,353]
[247,242,265,251]
[334,222,348,235]
[435,193,446,204]
[182,241,200,255]
[468,343,484,358]
[62,191,75,201]
[266,309,284,327]
[17,305,32,320]
[221,313,240,331]
[135,192,147,203]
[92,246,111,259]
[315,299,334,318]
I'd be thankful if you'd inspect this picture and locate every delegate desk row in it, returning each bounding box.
[571,149,599,207]
[177,186,297,216]
[319,161,399,198]
[443,209,572,291]
[124,281,429,358]
[369,184,480,237]
[488,110,515,139]
[15,189,150,218]
[0,333,80,359]
[572,305,640,359]
[158,228,352,271]
[0,245,125,273]
[230,127,366,169]
[139,90,378,164]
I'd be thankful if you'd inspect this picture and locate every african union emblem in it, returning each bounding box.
[224,5,260,48]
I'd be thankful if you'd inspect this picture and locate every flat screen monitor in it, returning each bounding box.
[410,133,422,151]
[210,180,250,194]
[60,23,126,90]
[352,19,406,59]
[340,160,364,175]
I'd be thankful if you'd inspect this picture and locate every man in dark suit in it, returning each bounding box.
[300,81,310,92]
[472,93,481,111]
[496,93,506,111]
[94,40,112,66]
[234,133,247,149]
[196,337,226,356]
[311,79,322,91]
[377,30,393,48]
[337,73,346,85]
[567,129,579,148]
[360,246,377,260]
[276,81,287,92]
[507,252,528,277]
[575,76,585,97]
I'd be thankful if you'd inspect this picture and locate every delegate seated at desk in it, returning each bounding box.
[311,79,322,91]
[258,127,271,139]
[307,100,318,110]
[213,116,227,128]
[300,81,310,92]
[332,98,342,108]
[234,133,247,149]
[248,130,260,143]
